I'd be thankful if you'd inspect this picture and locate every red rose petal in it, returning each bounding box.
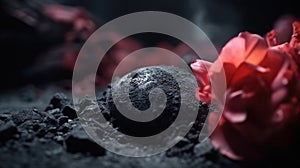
[200,22,300,160]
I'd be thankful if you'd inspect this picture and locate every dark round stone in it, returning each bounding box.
[103,66,201,137]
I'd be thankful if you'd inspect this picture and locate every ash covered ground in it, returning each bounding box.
[0,85,229,168]
[0,84,298,168]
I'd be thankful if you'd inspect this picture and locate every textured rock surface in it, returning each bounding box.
[0,69,299,168]
[65,125,106,156]
[105,66,201,137]
[0,120,17,143]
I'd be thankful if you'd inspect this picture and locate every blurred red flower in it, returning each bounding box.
[191,21,300,160]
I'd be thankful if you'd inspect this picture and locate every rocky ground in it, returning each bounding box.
[0,84,298,168]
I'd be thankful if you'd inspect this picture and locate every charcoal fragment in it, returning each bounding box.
[45,104,54,111]
[47,108,62,118]
[36,123,48,138]
[58,116,68,125]
[12,110,41,125]
[46,93,69,110]
[32,123,40,132]
[43,113,58,125]
[57,122,70,133]
[0,114,11,121]
[0,121,18,143]
[48,126,57,133]
[65,126,105,156]
[18,120,35,132]
[62,106,77,119]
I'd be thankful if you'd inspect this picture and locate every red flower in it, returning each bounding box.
[191,21,300,160]
[191,59,212,103]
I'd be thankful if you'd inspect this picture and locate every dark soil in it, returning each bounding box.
[0,68,298,168]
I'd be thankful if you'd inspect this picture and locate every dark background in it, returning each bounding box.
[61,0,299,44]
[0,0,299,90]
